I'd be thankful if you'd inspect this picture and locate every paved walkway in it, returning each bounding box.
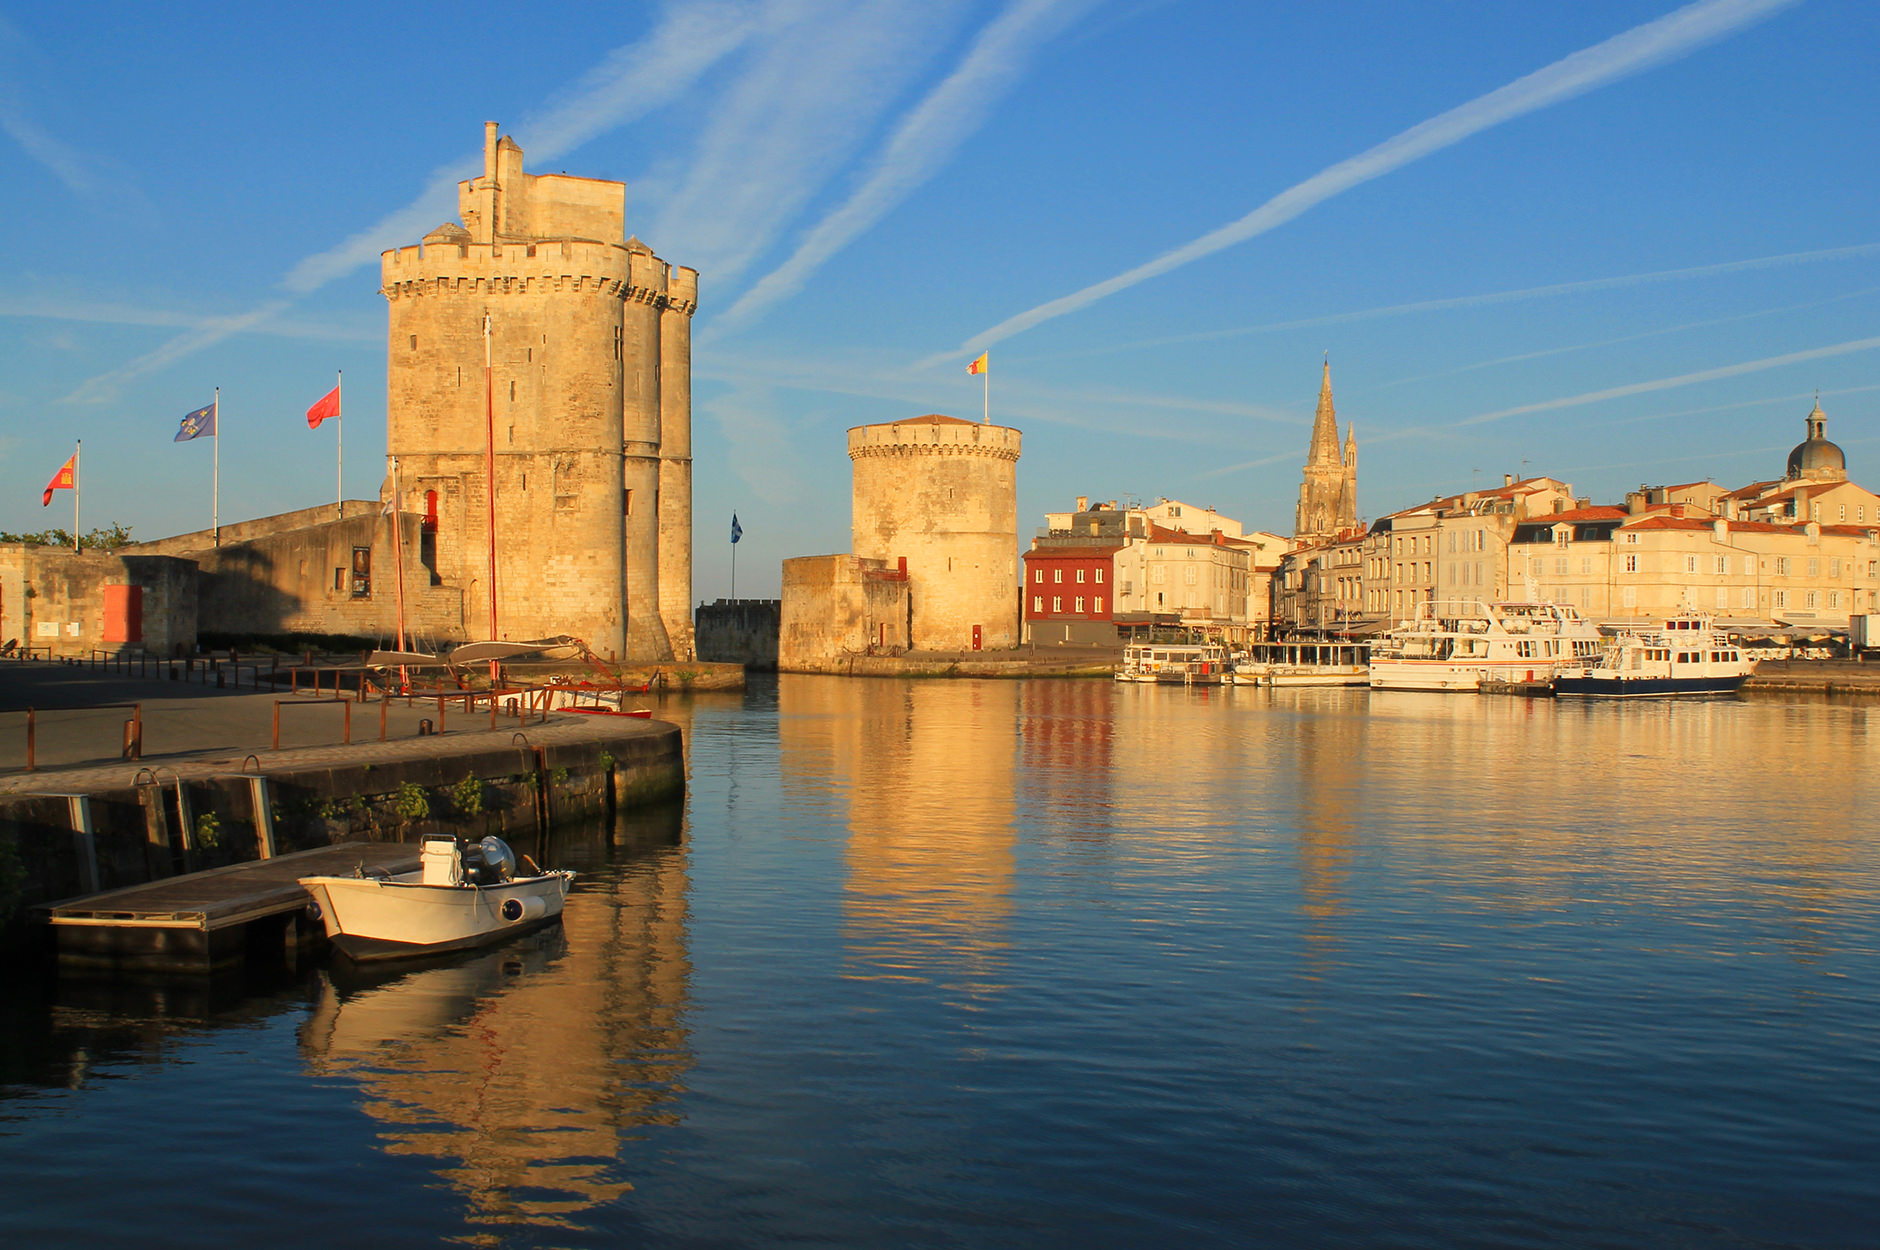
[0,659,663,794]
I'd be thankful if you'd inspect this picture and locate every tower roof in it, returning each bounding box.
[1786,399,1846,479]
[1307,360,1340,464]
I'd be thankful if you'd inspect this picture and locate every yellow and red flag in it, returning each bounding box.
[42,453,76,507]
[967,351,988,375]
[306,384,341,429]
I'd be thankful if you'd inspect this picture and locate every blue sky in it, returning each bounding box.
[2,0,1874,599]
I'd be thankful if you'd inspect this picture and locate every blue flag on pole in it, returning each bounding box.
[174,403,216,442]
[730,514,742,544]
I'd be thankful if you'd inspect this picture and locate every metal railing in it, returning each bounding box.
[3,702,143,772]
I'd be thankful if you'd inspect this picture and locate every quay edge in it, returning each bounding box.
[0,718,683,964]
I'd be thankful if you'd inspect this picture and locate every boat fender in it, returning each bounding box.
[501,894,548,924]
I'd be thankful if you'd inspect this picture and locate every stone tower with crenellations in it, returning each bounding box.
[1294,361,1358,544]
[380,122,696,660]
[849,415,1022,650]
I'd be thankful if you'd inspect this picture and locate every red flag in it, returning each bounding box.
[42,454,75,507]
[306,384,341,429]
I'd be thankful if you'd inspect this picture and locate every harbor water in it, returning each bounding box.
[3,675,1877,1247]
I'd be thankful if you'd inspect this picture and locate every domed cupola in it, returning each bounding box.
[1786,399,1847,481]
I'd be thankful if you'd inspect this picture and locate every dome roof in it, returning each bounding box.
[1787,401,1846,479]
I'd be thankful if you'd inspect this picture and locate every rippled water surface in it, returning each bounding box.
[4,677,1879,1247]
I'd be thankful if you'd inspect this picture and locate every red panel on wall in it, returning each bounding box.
[103,584,143,644]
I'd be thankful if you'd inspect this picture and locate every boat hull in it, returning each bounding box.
[299,871,575,962]
[1553,674,1749,697]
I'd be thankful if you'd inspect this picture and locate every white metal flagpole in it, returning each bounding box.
[336,370,344,515]
[73,439,81,553]
[212,387,220,547]
[983,363,989,425]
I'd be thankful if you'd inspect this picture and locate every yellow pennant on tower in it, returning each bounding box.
[967,351,989,423]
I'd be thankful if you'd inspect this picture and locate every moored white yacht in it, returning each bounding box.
[1368,598,1604,692]
[1553,614,1755,697]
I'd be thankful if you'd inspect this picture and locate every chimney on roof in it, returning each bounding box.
[1627,489,1647,515]
[1504,473,1514,487]
[1576,497,1590,510]
[1076,495,1089,512]
[1553,498,1566,513]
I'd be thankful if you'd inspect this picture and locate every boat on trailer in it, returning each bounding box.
[299,835,575,962]
[1553,614,1755,697]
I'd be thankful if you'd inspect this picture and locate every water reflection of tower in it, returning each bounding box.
[778,676,1017,986]
[1288,697,1364,969]
[298,822,690,1233]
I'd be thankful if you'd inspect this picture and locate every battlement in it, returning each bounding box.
[380,238,695,308]
[848,418,1022,462]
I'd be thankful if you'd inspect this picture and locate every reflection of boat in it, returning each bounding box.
[1232,640,1369,687]
[1369,598,1604,691]
[299,836,575,962]
[1554,615,1756,697]
[1114,642,1233,684]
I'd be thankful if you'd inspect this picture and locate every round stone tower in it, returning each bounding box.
[380,123,696,660]
[848,415,1021,651]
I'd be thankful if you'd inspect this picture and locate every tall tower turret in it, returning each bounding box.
[1295,361,1357,543]
[379,123,696,660]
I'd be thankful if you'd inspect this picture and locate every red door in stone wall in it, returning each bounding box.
[103,584,143,644]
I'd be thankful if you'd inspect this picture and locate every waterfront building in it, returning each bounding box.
[382,123,697,660]
[1294,361,1359,545]
[783,414,1021,666]
[97,123,700,660]
[1510,403,1880,625]
[1025,497,1261,642]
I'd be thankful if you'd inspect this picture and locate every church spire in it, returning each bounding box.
[1308,359,1340,465]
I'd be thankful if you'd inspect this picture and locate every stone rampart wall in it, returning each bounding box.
[696,599,780,669]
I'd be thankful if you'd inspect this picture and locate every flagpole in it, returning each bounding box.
[983,366,989,425]
[390,455,409,692]
[212,387,221,547]
[732,531,737,600]
[336,370,344,517]
[73,440,81,554]
[483,311,499,682]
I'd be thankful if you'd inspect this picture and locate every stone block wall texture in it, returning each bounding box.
[848,417,1021,651]
[780,556,911,668]
[129,505,461,644]
[380,124,695,662]
[695,599,780,668]
[0,547,197,658]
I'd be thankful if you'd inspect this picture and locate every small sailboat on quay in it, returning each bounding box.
[1553,614,1756,697]
[299,835,575,962]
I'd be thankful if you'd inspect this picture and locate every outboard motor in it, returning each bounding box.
[479,837,517,881]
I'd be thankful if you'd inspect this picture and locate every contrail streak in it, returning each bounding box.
[1044,244,1880,363]
[1459,334,1880,427]
[716,0,1096,330]
[925,0,1801,367]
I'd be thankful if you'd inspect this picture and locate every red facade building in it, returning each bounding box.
[1022,545,1121,644]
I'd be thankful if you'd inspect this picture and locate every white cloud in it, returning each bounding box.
[282,1,766,295]
[646,0,969,284]
[716,0,1097,330]
[62,301,292,407]
[926,0,1803,366]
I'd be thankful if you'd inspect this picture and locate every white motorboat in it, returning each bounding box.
[1114,642,1233,684]
[1232,640,1369,687]
[300,835,575,962]
[1368,598,1605,691]
[1554,614,1756,697]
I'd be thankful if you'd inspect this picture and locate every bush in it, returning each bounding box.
[451,774,485,816]
[394,782,430,822]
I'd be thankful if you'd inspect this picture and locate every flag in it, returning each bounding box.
[174,403,215,442]
[730,514,742,544]
[967,352,988,375]
[306,384,341,429]
[42,454,75,507]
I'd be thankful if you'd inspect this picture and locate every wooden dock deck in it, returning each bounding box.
[44,842,418,974]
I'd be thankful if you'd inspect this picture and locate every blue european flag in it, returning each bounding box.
[174,403,216,442]
[730,513,742,544]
